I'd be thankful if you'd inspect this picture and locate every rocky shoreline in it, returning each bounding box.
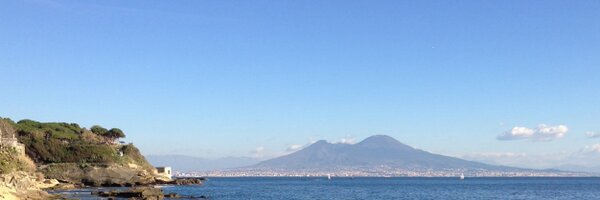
[0,172,56,199]
[49,177,206,199]
[93,186,208,199]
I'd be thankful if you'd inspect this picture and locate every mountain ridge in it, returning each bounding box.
[250,135,518,171]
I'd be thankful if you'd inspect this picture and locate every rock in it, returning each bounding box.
[39,163,156,187]
[91,187,211,200]
[37,178,60,189]
[48,182,77,190]
[97,187,164,200]
[164,193,180,198]
[155,178,203,185]
[0,172,55,199]
[175,178,203,185]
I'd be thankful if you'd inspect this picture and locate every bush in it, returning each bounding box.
[90,125,108,136]
[107,128,126,139]
[15,120,80,140]
[14,121,122,164]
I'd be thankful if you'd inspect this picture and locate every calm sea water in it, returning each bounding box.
[53,177,600,199]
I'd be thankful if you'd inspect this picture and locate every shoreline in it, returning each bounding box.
[198,175,600,178]
[48,177,600,199]
[45,177,204,199]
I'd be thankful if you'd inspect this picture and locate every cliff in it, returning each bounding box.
[1,117,159,188]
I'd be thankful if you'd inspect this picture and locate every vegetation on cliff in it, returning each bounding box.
[2,118,149,167]
[1,117,156,187]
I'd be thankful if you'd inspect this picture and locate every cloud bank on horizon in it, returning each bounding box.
[585,131,600,138]
[463,143,600,171]
[580,144,600,154]
[497,124,568,141]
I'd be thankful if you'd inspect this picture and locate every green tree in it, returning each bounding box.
[90,125,108,136]
[106,128,125,139]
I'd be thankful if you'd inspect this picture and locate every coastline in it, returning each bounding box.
[49,177,600,200]
[46,177,204,199]
[173,169,596,178]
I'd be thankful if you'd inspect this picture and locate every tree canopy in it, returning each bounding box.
[90,125,108,135]
[106,128,125,139]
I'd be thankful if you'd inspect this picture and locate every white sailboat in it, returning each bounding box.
[327,174,331,180]
[460,173,465,180]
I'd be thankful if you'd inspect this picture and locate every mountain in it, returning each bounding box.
[146,155,261,172]
[251,135,513,171]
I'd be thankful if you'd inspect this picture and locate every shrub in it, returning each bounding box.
[90,125,108,136]
[14,121,121,164]
[107,128,126,139]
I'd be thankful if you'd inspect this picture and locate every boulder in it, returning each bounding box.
[155,177,203,185]
[96,187,164,200]
[0,172,54,199]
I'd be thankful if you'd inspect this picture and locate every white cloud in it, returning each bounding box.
[336,135,356,144]
[286,144,303,152]
[497,124,568,141]
[499,127,535,139]
[250,146,265,158]
[254,146,265,152]
[580,144,600,154]
[283,136,327,154]
[466,152,528,158]
[585,131,600,138]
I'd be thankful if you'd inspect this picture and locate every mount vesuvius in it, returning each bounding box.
[250,135,518,171]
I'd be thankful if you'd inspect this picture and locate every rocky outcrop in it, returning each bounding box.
[0,172,57,199]
[92,187,209,200]
[39,163,156,187]
[39,163,204,187]
[155,177,203,185]
[94,187,164,200]
[0,143,58,200]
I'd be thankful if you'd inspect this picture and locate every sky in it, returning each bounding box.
[1,0,599,169]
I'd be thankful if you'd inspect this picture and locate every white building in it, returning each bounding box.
[156,166,172,180]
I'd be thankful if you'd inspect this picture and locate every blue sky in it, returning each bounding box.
[1,0,599,168]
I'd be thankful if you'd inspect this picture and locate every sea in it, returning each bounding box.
[51,177,600,200]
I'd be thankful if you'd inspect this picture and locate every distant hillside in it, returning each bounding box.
[147,155,261,172]
[553,165,600,174]
[252,135,516,171]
